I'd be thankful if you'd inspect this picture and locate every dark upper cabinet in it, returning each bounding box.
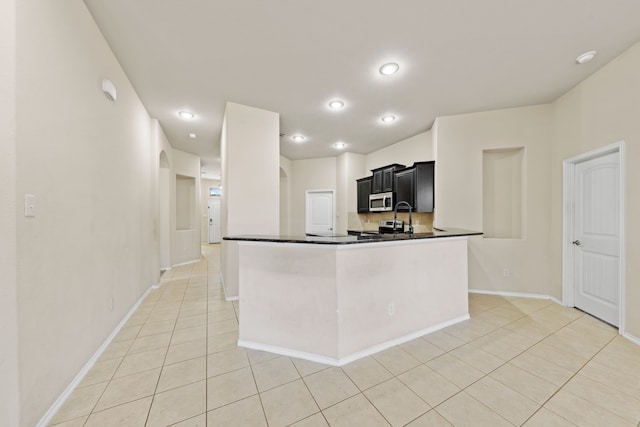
[356,177,372,213]
[382,168,396,192]
[393,161,435,212]
[394,168,415,209]
[371,170,383,194]
[414,161,435,212]
[371,164,405,193]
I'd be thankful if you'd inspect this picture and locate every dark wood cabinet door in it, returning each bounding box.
[371,170,383,193]
[370,164,404,194]
[414,162,435,212]
[357,177,372,213]
[382,167,395,192]
[394,168,415,211]
[392,161,434,212]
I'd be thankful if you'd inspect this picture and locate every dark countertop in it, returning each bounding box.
[223,228,482,245]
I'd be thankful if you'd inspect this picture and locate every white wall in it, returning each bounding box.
[336,152,366,234]
[279,156,292,235]
[152,121,203,270]
[433,105,553,296]
[0,0,20,424]
[14,1,161,425]
[221,102,279,236]
[221,102,280,298]
[156,133,172,270]
[365,131,433,172]
[551,42,640,338]
[290,158,337,235]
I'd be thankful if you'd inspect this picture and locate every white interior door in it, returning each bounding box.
[573,151,620,325]
[208,197,221,243]
[305,190,334,235]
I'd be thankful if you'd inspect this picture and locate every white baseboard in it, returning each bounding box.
[36,285,154,427]
[469,289,566,306]
[237,340,340,367]
[238,314,470,367]
[549,295,563,305]
[622,331,640,346]
[171,258,200,268]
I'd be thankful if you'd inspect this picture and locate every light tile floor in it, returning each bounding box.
[50,245,640,427]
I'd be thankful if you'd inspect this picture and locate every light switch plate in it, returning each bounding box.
[24,194,35,217]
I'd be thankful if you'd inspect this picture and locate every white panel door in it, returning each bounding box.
[573,151,620,325]
[208,197,221,243]
[305,190,334,235]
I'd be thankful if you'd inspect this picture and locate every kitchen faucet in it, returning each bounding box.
[393,201,414,235]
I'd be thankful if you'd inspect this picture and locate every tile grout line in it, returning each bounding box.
[204,254,210,426]
[75,284,162,427]
[296,364,339,426]
[308,298,555,426]
[423,299,585,426]
[54,276,640,427]
[247,361,272,426]
[466,300,623,425]
[52,269,181,426]
[518,317,624,426]
[143,263,192,427]
[81,275,165,426]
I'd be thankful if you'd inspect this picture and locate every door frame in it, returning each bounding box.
[208,196,221,243]
[562,141,625,330]
[305,189,335,235]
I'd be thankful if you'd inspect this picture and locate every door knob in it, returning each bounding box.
[572,240,581,246]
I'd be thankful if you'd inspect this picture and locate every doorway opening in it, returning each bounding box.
[562,141,625,329]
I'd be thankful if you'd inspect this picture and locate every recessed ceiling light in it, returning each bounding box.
[189,133,197,139]
[329,100,344,109]
[179,111,195,119]
[333,142,346,149]
[576,51,597,64]
[292,135,305,143]
[379,62,400,76]
[381,115,396,123]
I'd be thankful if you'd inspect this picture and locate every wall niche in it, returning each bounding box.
[176,174,196,230]
[482,147,525,239]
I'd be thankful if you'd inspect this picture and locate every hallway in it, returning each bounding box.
[48,245,640,426]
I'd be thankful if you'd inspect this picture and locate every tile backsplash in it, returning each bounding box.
[348,212,434,233]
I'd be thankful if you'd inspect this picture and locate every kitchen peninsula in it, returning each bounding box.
[224,229,481,366]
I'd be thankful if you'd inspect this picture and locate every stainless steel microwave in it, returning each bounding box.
[369,192,393,212]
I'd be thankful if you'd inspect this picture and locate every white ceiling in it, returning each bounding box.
[83,0,640,180]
